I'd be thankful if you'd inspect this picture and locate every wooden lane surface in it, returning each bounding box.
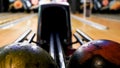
[0,13,31,25]
[71,13,120,44]
[0,13,11,17]
[0,13,38,47]
[0,12,120,50]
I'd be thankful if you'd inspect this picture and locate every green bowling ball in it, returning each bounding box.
[0,43,58,68]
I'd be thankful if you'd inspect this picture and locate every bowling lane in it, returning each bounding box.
[0,12,120,49]
[0,13,11,17]
[71,13,120,44]
[0,13,38,47]
[0,13,31,25]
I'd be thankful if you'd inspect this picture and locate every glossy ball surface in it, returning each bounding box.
[67,40,120,68]
[0,43,58,68]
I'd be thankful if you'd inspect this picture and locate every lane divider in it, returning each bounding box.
[71,14,108,30]
[0,14,37,29]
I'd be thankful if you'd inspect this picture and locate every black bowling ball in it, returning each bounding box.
[0,43,58,68]
[67,39,120,68]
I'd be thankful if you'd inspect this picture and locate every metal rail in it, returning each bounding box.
[49,33,66,68]
[76,29,93,41]
[56,34,66,68]
[73,33,84,45]
[73,29,93,45]
[14,28,36,44]
[50,33,56,60]
[27,32,36,43]
[14,29,32,43]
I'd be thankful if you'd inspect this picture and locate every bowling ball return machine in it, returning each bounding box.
[37,2,72,53]
[0,1,120,68]
[37,2,72,68]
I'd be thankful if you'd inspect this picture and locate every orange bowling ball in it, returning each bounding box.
[13,0,23,9]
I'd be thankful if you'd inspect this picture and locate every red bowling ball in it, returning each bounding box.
[67,39,120,68]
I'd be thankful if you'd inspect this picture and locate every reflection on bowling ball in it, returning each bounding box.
[67,39,120,68]
[0,43,58,68]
